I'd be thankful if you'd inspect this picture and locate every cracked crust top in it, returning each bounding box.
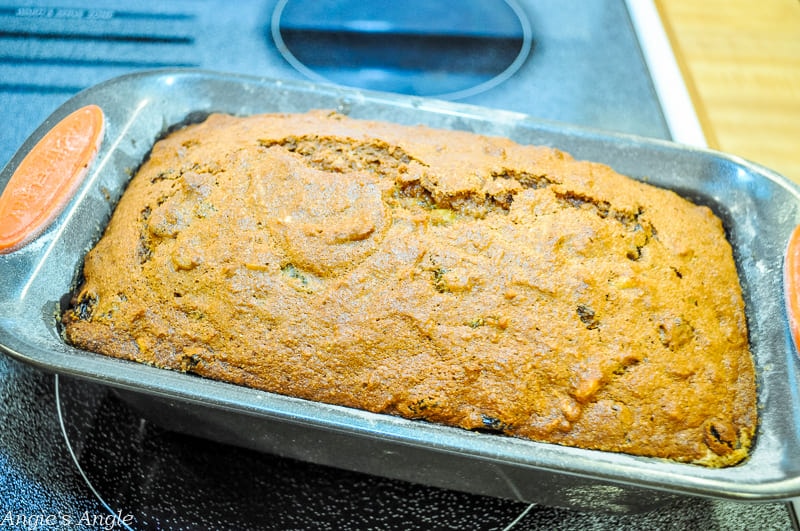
[62,110,757,466]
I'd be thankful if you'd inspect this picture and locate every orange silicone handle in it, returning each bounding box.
[785,224,800,353]
[0,104,104,254]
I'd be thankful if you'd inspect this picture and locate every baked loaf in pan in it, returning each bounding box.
[62,110,757,466]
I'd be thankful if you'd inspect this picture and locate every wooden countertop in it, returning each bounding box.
[655,0,800,183]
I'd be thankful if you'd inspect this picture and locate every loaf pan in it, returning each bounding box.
[1,70,799,514]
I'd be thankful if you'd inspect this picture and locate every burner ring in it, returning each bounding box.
[271,0,533,100]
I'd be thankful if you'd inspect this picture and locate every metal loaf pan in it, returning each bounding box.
[1,70,799,514]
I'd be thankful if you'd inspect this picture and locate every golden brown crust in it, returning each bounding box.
[62,110,757,466]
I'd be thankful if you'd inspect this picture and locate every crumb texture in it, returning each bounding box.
[63,111,757,466]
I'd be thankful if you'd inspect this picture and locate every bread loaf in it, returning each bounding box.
[62,110,757,466]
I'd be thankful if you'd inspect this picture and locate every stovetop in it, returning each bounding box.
[0,1,796,529]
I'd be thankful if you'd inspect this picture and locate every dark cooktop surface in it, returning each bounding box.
[3,363,792,530]
[0,1,795,529]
